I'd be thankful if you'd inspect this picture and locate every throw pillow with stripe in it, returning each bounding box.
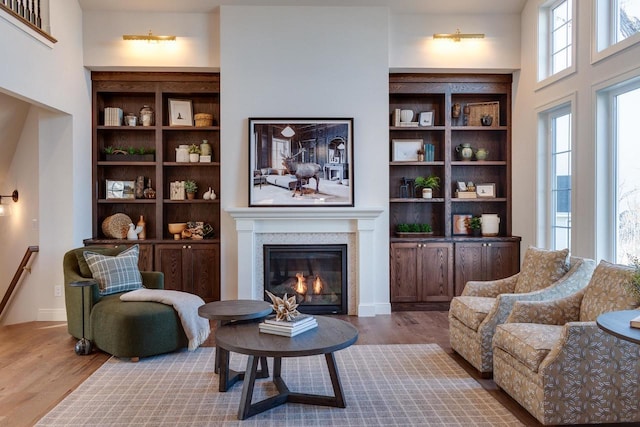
[83,244,142,296]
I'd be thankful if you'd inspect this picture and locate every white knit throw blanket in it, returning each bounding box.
[120,289,210,351]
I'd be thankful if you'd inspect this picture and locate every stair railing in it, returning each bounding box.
[0,245,39,317]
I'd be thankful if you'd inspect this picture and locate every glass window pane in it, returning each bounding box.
[553,1,568,28]
[616,86,640,263]
[553,25,568,52]
[553,50,568,73]
[618,0,640,42]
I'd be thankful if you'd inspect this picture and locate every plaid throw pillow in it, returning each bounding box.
[83,245,142,296]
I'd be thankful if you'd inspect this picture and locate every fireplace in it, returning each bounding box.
[264,244,347,315]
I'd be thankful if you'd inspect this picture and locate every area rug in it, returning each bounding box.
[36,344,523,426]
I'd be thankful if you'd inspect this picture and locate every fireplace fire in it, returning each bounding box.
[263,244,347,314]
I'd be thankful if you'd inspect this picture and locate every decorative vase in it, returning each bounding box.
[137,215,146,240]
[481,214,500,236]
[139,105,154,126]
[456,143,473,161]
[480,115,493,126]
[200,140,212,157]
[452,103,461,118]
[475,148,489,161]
[125,113,137,126]
[400,109,414,123]
[176,145,189,162]
[417,153,425,162]
[422,188,433,199]
[143,179,156,199]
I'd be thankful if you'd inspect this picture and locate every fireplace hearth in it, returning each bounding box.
[264,244,347,315]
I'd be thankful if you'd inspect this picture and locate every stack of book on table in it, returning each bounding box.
[259,314,318,337]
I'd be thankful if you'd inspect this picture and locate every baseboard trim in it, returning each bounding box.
[37,308,67,321]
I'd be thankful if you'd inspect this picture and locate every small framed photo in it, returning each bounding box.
[453,214,472,235]
[392,139,424,162]
[476,183,496,198]
[106,180,135,199]
[168,98,193,126]
[457,181,467,192]
[419,111,434,127]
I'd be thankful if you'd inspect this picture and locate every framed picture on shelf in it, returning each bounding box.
[168,98,193,126]
[392,139,423,162]
[419,111,434,127]
[248,118,354,207]
[452,214,472,235]
[106,180,135,199]
[476,183,496,198]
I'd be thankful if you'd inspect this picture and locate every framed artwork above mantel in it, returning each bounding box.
[248,118,354,207]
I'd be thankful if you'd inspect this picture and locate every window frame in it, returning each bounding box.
[537,95,576,251]
[595,70,640,262]
[592,0,640,64]
[536,0,577,90]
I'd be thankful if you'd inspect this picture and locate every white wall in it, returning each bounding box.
[219,6,390,309]
[514,0,640,258]
[0,3,90,324]
[390,13,521,71]
[83,11,220,70]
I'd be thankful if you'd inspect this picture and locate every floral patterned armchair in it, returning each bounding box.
[492,260,640,425]
[449,246,596,376]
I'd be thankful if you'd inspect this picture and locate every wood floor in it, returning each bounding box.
[0,312,544,426]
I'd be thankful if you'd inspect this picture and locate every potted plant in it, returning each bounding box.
[395,223,433,237]
[184,180,198,199]
[414,175,440,199]
[466,216,482,236]
[416,148,425,162]
[188,144,201,163]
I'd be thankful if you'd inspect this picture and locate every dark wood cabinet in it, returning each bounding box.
[154,243,220,302]
[86,72,221,302]
[390,241,453,303]
[389,74,520,308]
[453,240,520,295]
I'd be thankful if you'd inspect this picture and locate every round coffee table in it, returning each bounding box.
[198,299,273,391]
[216,316,358,420]
[596,309,640,345]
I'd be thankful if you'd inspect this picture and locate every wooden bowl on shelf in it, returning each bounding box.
[168,223,187,240]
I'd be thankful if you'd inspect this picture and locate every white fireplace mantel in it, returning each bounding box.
[226,207,384,317]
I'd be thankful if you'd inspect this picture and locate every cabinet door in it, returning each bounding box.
[454,243,484,295]
[418,242,453,301]
[154,244,190,293]
[484,241,520,281]
[390,243,420,302]
[190,243,220,302]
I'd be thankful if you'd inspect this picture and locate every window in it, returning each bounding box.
[614,85,640,263]
[596,76,640,263]
[550,0,573,74]
[594,0,640,61]
[546,107,572,251]
[538,0,576,85]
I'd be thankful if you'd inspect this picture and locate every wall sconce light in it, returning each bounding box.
[281,125,295,138]
[122,30,176,42]
[433,28,485,42]
[0,190,19,217]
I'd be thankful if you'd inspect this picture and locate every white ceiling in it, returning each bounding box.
[77,0,527,15]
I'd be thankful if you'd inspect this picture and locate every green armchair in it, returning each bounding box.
[63,246,188,360]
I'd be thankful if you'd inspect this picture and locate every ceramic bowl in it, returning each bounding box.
[167,223,187,235]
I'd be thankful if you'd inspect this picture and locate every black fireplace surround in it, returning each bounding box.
[263,244,347,315]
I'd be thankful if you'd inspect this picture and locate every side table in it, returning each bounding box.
[596,309,640,345]
[69,280,96,355]
[198,299,273,391]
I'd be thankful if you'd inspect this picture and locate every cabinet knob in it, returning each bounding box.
[183,245,187,249]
